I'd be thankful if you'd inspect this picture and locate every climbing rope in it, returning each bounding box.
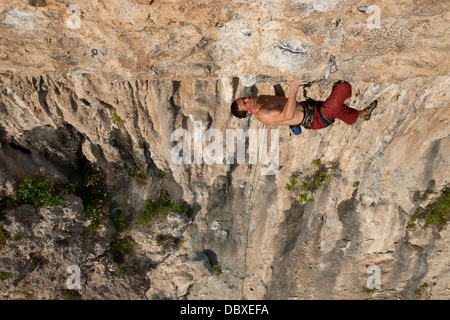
[245,122,266,214]
[241,121,266,298]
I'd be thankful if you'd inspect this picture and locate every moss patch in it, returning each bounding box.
[408,187,450,230]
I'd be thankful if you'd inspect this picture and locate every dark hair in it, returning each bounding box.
[230,99,248,119]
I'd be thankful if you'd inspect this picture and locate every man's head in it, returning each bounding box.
[230,97,257,119]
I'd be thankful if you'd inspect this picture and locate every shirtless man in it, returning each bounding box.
[230,80,377,130]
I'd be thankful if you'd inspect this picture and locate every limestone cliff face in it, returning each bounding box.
[0,0,449,300]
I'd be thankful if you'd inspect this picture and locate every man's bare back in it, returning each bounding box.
[254,95,306,126]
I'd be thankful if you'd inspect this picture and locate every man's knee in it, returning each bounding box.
[332,80,351,92]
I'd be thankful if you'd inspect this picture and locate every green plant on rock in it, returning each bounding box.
[407,209,420,229]
[424,188,450,228]
[136,188,193,224]
[77,170,110,230]
[137,196,169,224]
[0,271,13,282]
[109,209,128,233]
[110,234,135,263]
[286,158,334,205]
[110,108,125,125]
[129,167,149,186]
[17,176,66,207]
[414,283,429,298]
[363,286,378,294]
[117,264,140,276]
[407,187,450,230]
[285,177,298,191]
[212,265,223,276]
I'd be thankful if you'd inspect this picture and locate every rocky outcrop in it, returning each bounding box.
[0,0,449,300]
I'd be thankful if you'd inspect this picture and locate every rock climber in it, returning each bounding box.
[230,80,377,133]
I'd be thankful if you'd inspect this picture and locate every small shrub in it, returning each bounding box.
[110,235,135,263]
[17,176,64,207]
[415,283,429,298]
[117,264,140,276]
[407,187,450,230]
[137,199,168,224]
[424,188,450,228]
[286,158,333,204]
[170,202,184,214]
[77,170,110,228]
[136,189,193,224]
[129,167,149,186]
[312,158,322,167]
[285,178,297,191]
[407,209,420,229]
[109,210,128,233]
[212,265,223,276]
[0,271,13,282]
[363,287,377,294]
[110,108,125,124]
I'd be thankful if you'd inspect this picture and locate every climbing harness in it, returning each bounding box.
[301,101,315,128]
[318,103,335,127]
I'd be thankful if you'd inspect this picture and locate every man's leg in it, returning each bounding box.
[323,81,352,112]
[358,109,368,118]
[320,81,353,123]
[337,100,378,123]
[325,82,377,124]
[336,103,360,125]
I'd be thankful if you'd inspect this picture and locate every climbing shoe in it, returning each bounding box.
[363,100,378,121]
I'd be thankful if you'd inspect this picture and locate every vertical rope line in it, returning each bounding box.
[241,121,266,299]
